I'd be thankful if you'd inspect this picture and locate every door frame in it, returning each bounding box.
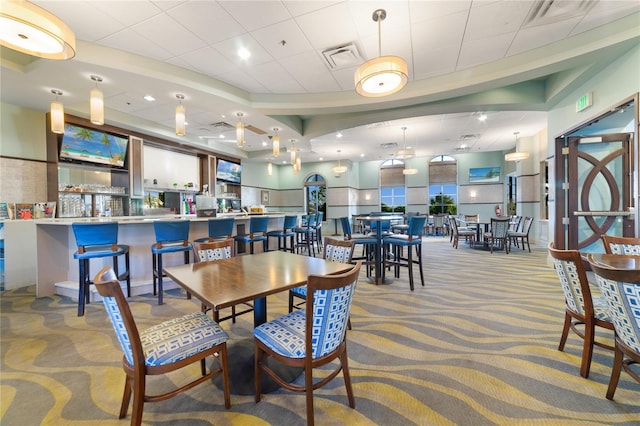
[554,94,639,249]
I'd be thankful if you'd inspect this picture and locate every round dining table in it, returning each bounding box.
[586,253,640,271]
[357,215,404,284]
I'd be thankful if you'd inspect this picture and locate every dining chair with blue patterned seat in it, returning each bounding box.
[548,243,615,378]
[93,265,230,426]
[382,215,427,291]
[254,262,361,426]
[192,239,253,324]
[72,221,130,317]
[587,256,640,399]
[151,220,192,305]
[601,235,640,255]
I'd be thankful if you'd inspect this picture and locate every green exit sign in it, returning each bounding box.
[576,92,593,112]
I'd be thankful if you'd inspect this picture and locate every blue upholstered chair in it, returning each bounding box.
[192,239,253,323]
[71,222,130,317]
[151,220,192,305]
[587,255,640,399]
[341,216,377,277]
[289,237,356,314]
[312,211,324,251]
[267,215,298,253]
[194,217,235,243]
[548,243,614,378]
[93,265,230,425]
[254,262,361,426]
[295,213,316,257]
[382,215,427,291]
[234,216,269,254]
[601,235,640,255]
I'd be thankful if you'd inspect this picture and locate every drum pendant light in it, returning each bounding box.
[354,9,408,98]
[505,132,529,161]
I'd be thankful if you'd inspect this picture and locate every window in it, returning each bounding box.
[380,159,406,213]
[304,174,326,217]
[428,156,457,214]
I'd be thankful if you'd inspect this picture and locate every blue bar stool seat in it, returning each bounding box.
[382,215,427,291]
[72,222,130,317]
[267,215,297,252]
[151,220,192,304]
[233,216,269,254]
[194,218,235,243]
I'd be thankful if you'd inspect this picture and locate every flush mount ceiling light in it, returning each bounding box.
[49,89,64,134]
[0,0,76,60]
[332,149,348,175]
[89,75,104,125]
[354,9,408,98]
[505,131,529,162]
[236,113,244,147]
[175,94,185,136]
[272,128,280,156]
[395,126,414,159]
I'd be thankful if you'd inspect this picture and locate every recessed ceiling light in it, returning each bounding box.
[478,113,487,121]
[262,141,267,146]
[219,134,224,138]
[319,157,323,161]
[360,153,365,157]
[143,94,155,102]
[238,47,250,59]
[336,132,343,138]
[282,160,287,164]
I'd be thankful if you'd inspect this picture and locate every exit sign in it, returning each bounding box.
[576,92,593,112]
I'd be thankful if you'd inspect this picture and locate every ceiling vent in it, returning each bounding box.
[380,142,398,149]
[459,134,479,141]
[209,121,234,130]
[524,0,598,28]
[245,124,266,135]
[321,43,363,70]
[453,146,471,152]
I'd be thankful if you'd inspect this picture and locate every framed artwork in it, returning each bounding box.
[261,190,270,205]
[15,203,34,219]
[469,167,501,183]
[0,202,11,219]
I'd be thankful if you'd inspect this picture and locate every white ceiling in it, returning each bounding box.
[1,0,639,164]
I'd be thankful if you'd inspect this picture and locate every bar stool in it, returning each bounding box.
[72,222,130,317]
[294,213,316,256]
[194,217,235,243]
[233,216,269,254]
[151,220,192,305]
[382,215,427,291]
[267,215,297,252]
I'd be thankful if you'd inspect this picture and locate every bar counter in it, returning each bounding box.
[33,213,300,298]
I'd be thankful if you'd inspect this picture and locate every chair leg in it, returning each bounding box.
[580,320,595,378]
[119,376,132,419]
[305,364,315,426]
[340,350,356,409]
[157,254,164,305]
[130,376,145,426]
[77,259,87,317]
[558,312,571,351]
[219,344,231,409]
[288,291,295,313]
[152,253,158,295]
[407,244,414,291]
[125,253,131,297]
[606,345,624,400]
[254,344,263,403]
[417,244,424,287]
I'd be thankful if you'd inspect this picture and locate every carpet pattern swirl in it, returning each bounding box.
[1,238,638,425]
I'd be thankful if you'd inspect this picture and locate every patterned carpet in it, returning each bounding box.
[1,237,638,425]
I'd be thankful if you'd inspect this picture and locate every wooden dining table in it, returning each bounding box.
[164,250,354,395]
[586,253,640,271]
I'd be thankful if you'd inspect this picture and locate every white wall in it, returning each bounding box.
[143,145,199,189]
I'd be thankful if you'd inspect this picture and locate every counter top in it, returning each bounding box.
[33,212,298,225]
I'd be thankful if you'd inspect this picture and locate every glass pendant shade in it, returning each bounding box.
[0,0,76,59]
[273,134,280,156]
[175,104,186,136]
[236,113,244,147]
[267,162,273,176]
[290,146,296,164]
[50,98,64,134]
[505,151,529,161]
[90,88,104,125]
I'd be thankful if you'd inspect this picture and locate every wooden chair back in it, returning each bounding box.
[323,237,356,263]
[601,235,640,255]
[193,239,234,262]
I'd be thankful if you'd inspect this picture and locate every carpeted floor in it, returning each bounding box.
[1,237,638,425]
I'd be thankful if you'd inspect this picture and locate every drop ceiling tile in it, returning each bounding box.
[251,19,314,60]
[167,1,246,45]
[178,46,238,77]
[412,11,467,51]
[408,0,471,22]
[130,13,207,57]
[100,28,173,61]
[508,17,580,56]
[465,0,533,40]
[294,2,358,49]
[219,0,292,31]
[213,34,274,66]
[457,32,515,70]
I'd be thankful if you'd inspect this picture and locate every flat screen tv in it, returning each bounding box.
[59,124,129,168]
[216,158,241,183]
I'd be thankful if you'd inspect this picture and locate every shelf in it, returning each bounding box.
[60,191,129,197]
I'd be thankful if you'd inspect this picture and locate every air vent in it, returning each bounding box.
[380,142,398,149]
[245,124,266,135]
[453,146,471,152]
[321,43,363,70]
[459,134,479,141]
[524,0,597,27]
[209,121,234,130]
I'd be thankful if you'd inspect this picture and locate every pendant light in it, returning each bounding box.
[505,131,529,162]
[272,128,280,156]
[50,89,64,134]
[296,154,301,172]
[354,9,408,98]
[89,75,104,125]
[396,126,415,159]
[236,113,245,147]
[175,94,185,136]
[267,162,273,176]
[290,139,297,164]
[0,0,76,60]
[332,149,348,174]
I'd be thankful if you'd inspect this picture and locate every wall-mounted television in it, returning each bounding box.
[59,124,129,168]
[216,158,241,183]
